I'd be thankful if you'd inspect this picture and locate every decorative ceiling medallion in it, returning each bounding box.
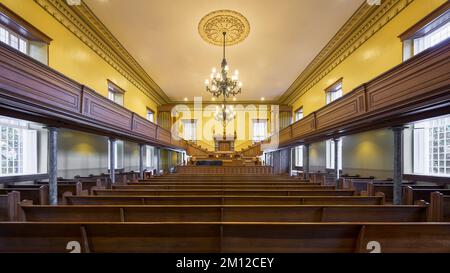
[198,9,250,46]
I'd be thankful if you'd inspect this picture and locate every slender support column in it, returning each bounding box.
[333,138,340,184]
[109,138,116,184]
[289,148,294,176]
[392,126,405,205]
[156,147,161,175]
[304,143,310,180]
[139,144,145,179]
[47,127,58,205]
[166,150,170,173]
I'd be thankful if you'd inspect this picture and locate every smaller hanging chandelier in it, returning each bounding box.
[214,104,236,124]
[204,32,242,99]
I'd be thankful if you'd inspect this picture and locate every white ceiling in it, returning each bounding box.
[84,0,364,102]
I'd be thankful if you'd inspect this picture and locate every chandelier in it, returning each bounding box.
[204,32,242,99]
[214,104,235,124]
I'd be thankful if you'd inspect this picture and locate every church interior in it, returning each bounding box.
[0,0,449,254]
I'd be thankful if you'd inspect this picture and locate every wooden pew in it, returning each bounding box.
[403,187,450,205]
[0,222,449,253]
[429,192,450,221]
[137,178,312,183]
[19,204,428,223]
[364,181,418,202]
[65,195,385,205]
[0,191,20,221]
[92,189,356,197]
[132,181,318,186]
[0,185,48,205]
[113,185,335,190]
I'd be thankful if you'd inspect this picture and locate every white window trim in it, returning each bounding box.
[252,119,268,143]
[326,139,342,170]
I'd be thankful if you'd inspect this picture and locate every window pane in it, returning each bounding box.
[295,108,303,122]
[252,120,267,142]
[326,83,343,104]
[183,120,196,141]
[412,115,450,177]
[0,27,8,44]
[414,21,450,55]
[326,139,342,170]
[9,34,18,50]
[295,146,303,167]
[107,140,124,169]
[19,39,27,54]
[0,117,39,176]
[146,110,154,122]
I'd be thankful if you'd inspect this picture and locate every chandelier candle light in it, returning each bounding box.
[205,32,242,99]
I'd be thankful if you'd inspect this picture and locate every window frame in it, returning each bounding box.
[146,108,155,123]
[252,119,268,143]
[295,146,303,167]
[107,139,124,170]
[326,139,342,170]
[325,78,343,105]
[399,2,450,60]
[0,116,42,177]
[411,115,450,177]
[182,119,197,142]
[294,107,304,122]
[0,3,52,45]
[0,24,29,54]
[107,80,125,106]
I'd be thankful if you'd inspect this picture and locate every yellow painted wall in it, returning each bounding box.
[291,0,446,115]
[289,0,446,179]
[171,103,273,151]
[2,0,159,118]
[341,129,394,179]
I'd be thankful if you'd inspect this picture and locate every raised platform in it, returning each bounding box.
[176,165,272,175]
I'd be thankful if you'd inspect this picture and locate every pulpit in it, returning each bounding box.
[213,131,237,152]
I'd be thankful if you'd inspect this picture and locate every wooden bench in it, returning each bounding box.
[0,222,449,252]
[403,187,450,205]
[363,181,421,202]
[92,189,356,197]
[19,204,428,223]
[0,185,48,205]
[65,195,385,205]
[113,185,335,190]
[132,181,318,186]
[429,192,450,221]
[137,178,312,183]
[0,191,20,221]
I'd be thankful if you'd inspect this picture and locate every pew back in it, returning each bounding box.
[65,195,385,206]
[92,189,356,197]
[19,204,428,223]
[0,185,48,205]
[0,222,449,253]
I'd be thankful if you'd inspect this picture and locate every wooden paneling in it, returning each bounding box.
[366,40,450,113]
[291,113,316,138]
[0,43,183,151]
[316,86,366,131]
[131,113,157,139]
[279,126,292,144]
[275,39,450,147]
[82,86,133,131]
[0,43,81,114]
[156,127,171,144]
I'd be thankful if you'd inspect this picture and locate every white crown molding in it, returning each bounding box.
[278,0,414,105]
[34,0,170,105]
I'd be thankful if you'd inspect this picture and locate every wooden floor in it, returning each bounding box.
[0,173,450,253]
